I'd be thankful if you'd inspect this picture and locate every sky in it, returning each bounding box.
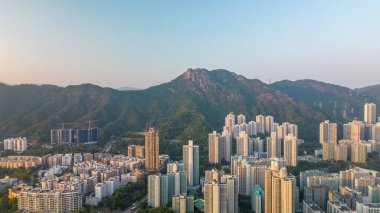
[0,1,379,89]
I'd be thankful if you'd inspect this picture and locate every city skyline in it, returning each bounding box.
[1,1,380,89]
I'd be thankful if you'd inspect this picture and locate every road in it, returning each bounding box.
[103,140,116,153]
[123,196,147,213]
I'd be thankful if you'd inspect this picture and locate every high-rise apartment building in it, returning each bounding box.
[322,141,336,161]
[370,122,380,142]
[364,103,377,124]
[284,134,297,166]
[183,140,199,186]
[351,142,367,163]
[256,115,266,134]
[204,173,238,213]
[167,161,183,173]
[304,185,328,211]
[334,144,348,162]
[343,121,364,142]
[145,127,159,171]
[172,194,194,213]
[251,185,264,213]
[208,131,231,164]
[167,171,187,202]
[148,174,168,208]
[265,116,274,133]
[236,131,252,157]
[264,167,296,213]
[225,112,236,132]
[278,122,298,139]
[51,127,98,146]
[267,132,281,158]
[320,120,337,145]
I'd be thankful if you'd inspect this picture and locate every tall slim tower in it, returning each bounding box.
[145,127,159,171]
[264,169,273,213]
[365,103,377,124]
[183,140,199,186]
[319,120,337,145]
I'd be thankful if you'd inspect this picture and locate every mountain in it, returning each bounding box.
[0,69,372,147]
[271,79,364,121]
[356,84,380,105]
[117,86,141,91]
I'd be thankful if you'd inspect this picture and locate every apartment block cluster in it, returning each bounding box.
[3,137,27,152]
[202,113,300,213]
[11,152,146,213]
[146,126,199,213]
[321,103,380,163]
[302,167,380,213]
[209,112,299,166]
[147,141,198,213]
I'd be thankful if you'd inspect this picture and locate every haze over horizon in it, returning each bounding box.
[1,1,379,89]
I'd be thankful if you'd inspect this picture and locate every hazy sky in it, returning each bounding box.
[1,1,379,89]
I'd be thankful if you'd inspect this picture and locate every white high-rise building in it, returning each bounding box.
[320,120,337,145]
[364,103,377,124]
[344,120,365,142]
[284,134,298,167]
[172,194,194,213]
[148,174,169,208]
[267,132,281,158]
[251,186,263,213]
[183,140,199,186]
[222,129,232,162]
[256,115,266,134]
[265,116,274,133]
[254,137,264,153]
[204,172,238,213]
[208,131,231,164]
[371,122,380,142]
[247,121,258,136]
[236,131,252,157]
[225,113,236,132]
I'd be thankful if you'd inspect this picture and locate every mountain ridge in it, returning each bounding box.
[0,68,378,146]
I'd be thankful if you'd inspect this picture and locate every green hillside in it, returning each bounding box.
[0,69,373,147]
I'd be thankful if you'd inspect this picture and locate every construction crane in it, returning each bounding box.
[58,123,80,129]
[85,120,99,129]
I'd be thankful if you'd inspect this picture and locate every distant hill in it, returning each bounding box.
[356,84,380,105]
[117,86,141,91]
[0,69,375,146]
[271,79,364,120]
